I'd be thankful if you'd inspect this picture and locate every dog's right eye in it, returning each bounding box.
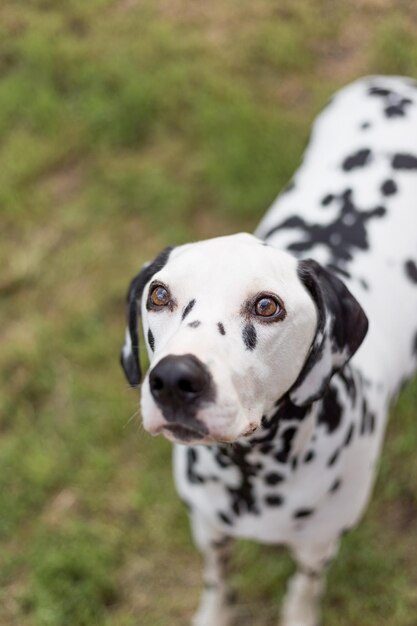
[150,285,170,307]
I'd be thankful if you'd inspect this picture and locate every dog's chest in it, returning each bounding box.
[174,369,386,544]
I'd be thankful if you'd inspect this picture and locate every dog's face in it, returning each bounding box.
[121,233,368,445]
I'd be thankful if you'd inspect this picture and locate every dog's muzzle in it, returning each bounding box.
[149,354,214,440]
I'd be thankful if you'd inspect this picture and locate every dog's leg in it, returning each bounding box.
[281,538,339,626]
[190,511,235,626]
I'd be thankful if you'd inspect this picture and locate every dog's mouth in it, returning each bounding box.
[162,423,207,442]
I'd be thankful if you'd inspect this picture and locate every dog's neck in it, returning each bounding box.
[210,394,317,470]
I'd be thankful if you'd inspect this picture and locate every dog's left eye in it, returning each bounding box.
[254,295,283,318]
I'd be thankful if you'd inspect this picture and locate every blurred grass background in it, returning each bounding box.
[0,0,416,624]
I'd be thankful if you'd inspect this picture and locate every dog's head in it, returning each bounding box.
[121,233,368,444]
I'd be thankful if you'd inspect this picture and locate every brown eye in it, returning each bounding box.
[150,285,170,306]
[255,296,280,317]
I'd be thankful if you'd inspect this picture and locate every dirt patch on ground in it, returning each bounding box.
[383,492,417,534]
[45,161,85,204]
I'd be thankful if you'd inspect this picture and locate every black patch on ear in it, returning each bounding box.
[326,264,350,280]
[120,246,173,386]
[289,259,368,406]
[243,323,257,350]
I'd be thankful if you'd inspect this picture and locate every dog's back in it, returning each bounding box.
[257,75,417,402]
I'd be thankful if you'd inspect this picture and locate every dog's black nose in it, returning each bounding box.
[149,354,213,413]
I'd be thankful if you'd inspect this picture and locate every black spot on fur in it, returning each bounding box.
[275,427,297,463]
[381,179,397,196]
[218,512,233,526]
[249,396,308,447]
[265,188,386,265]
[147,328,155,351]
[291,456,298,471]
[339,366,358,404]
[321,193,334,206]
[405,260,417,284]
[318,385,343,434]
[213,447,234,469]
[360,398,376,435]
[182,299,196,320]
[212,444,261,519]
[344,423,355,447]
[264,472,284,485]
[392,153,417,170]
[187,448,205,484]
[242,323,257,350]
[217,322,226,335]
[342,148,372,171]
[328,449,340,467]
[294,508,314,519]
[188,320,201,328]
[330,478,342,493]
[385,104,404,117]
[265,494,284,507]
[361,121,371,129]
[304,450,315,463]
[368,86,413,118]
[368,86,391,97]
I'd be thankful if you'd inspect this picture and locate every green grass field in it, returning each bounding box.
[1,1,416,624]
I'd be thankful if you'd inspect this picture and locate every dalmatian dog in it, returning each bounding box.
[120,76,417,626]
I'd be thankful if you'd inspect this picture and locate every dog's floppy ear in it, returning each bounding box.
[120,246,173,387]
[289,259,368,406]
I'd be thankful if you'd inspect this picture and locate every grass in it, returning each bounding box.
[0,0,416,624]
